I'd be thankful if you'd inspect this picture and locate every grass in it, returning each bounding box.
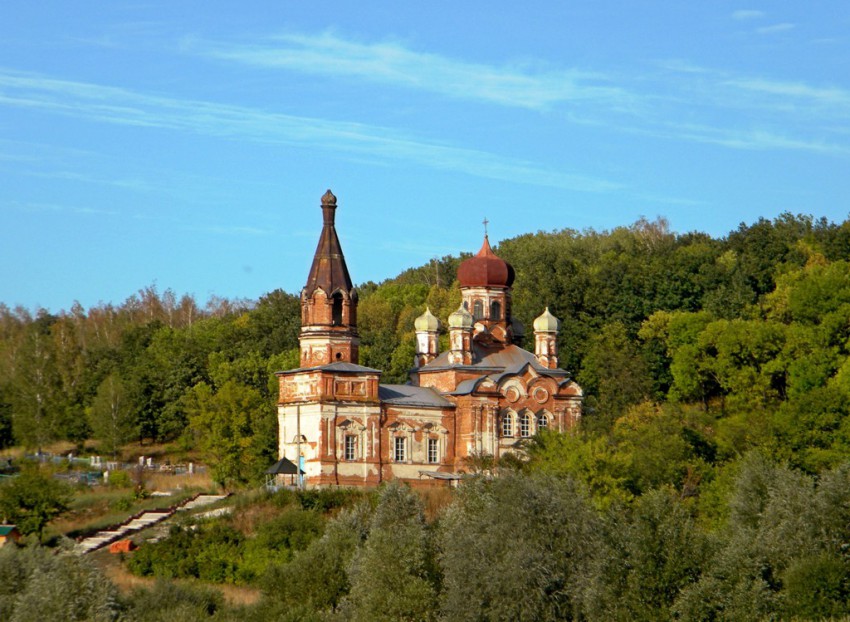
[92,548,262,606]
[48,472,217,540]
[419,486,456,521]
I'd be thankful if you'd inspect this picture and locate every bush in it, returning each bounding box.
[107,469,132,489]
[0,543,120,622]
[124,579,222,622]
[128,523,243,582]
[238,508,324,583]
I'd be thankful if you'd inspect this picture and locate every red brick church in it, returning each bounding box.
[276,190,583,486]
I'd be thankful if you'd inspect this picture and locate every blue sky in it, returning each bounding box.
[2,2,849,312]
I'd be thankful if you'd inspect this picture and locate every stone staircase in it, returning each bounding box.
[74,494,228,554]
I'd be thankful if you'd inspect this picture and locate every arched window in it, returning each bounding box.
[520,412,532,437]
[537,413,549,430]
[490,300,501,321]
[501,412,514,437]
[473,300,484,320]
[331,292,343,325]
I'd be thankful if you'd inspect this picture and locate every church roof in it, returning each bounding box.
[379,384,455,408]
[457,235,515,289]
[421,342,567,376]
[276,361,381,375]
[304,189,354,296]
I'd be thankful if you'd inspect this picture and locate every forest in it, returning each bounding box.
[3,212,850,620]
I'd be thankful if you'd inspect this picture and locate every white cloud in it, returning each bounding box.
[0,69,620,194]
[4,200,119,216]
[756,23,795,35]
[724,77,850,112]
[731,10,765,20]
[189,32,633,112]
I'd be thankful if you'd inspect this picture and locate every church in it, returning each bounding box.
[275,190,583,487]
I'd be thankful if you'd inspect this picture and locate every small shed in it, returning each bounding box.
[0,525,21,547]
[265,457,304,489]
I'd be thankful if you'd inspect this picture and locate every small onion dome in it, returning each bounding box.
[414,307,440,332]
[457,236,515,288]
[533,307,560,332]
[321,189,337,205]
[448,303,474,329]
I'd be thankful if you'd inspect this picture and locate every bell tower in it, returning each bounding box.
[299,189,359,367]
[456,234,515,345]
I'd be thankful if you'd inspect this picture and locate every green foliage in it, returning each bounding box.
[183,380,275,488]
[88,372,133,458]
[294,487,370,513]
[0,466,71,539]
[584,489,711,621]
[527,403,716,506]
[439,474,599,622]
[128,522,244,582]
[578,321,651,423]
[107,468,132,488]
[128,508,325,587]
[123,579,223,622]
[261,502,373,613]
[238,508,324,583]
[0,543,120,622]
[342,482,438,622]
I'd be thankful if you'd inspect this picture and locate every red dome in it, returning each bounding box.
[457,236,515,288]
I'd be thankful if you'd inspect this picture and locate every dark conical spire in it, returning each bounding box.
[304,189,354,295]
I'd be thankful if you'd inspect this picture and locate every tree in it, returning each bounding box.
[0,467,71,540]
[584,489,711,622]
[439,474,600,621]
[261,501,373,614]
[88,373,133,458]
[183,380,274,488]
[578,321,652,424]
[0,544,120,622]
[6,312,62,449]
[343,482,438,622]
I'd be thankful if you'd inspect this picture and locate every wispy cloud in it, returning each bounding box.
[670,122,848,155]
[0,68,620,194]
[4,200,119,216]
[756,23,795,35]
[654,62,850,154]
[187,31,633,112]
[185,32,850,160]
[724,77,850,111]
[203,225,272,236]
[18,169,155,191]
[731,10,765,21]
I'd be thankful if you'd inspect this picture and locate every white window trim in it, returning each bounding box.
[427,437,439,464]
[394,436,407,462]
[344,435,357,461]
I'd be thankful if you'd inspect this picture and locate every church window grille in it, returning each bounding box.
[501,413,513,437]
[537,414,548,430]
[490,300,501,321]
[394,436,407,462]
[428,438,439,464]
[473,300,484,320]
[520,413,532,437]
[344,435,356,461]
